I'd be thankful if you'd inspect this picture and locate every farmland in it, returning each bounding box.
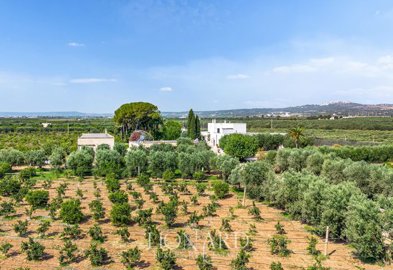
[0,174,379,270]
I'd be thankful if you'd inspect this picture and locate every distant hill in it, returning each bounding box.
[2,102,393,118]
[163,102,393,118]
[0,111,112,118]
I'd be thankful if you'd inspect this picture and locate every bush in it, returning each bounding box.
[0,201,16,216]
[0,162,11,178]
[268,234,292,257]
[177,230,193,249]
[161,200,178,227]
[212,181,229,199]
[208,230,228,253]
[196,254,213,270]
[156,247,177,270]
[109,190,128,204]
[0,242,13,257]
[19,167,37,181]
[116,227,130,242]
[145,224,161,247]
[230,249,250,270]
[89,199,105,221]
[270,262,284,270]
[196,182,207,195]
[121,247,141,270]
[0,176,21,197]
[14,220,29,237]
[60,199,84,224]
[25,190,49,209]
[105,175,120,192]
[162,170,175,181]
[89,224,105,242]
[59,239,78,266]
[61,224,82,240]
[110,203,131,226]
[21,238,45,261]
[37,220,51,238]
[193,171,206,180]
[86,243,109,266]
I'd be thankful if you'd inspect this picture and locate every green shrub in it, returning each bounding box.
[196,182,207,195]
[230,249,250,270]
[0,162,11,178]
[109,190,128,204]
[270,262,284,270]
[145,224,161,247]
[268,234,292,257]
[25,190,49,209]
[177,230,193,249]
[21,238,45,261]
[85,243,109,266]
[14,220,29,237]
[105,176,120,192]
[110,203,131,226]
[19,167,37,180]
[162,169,175,181]
[60,199,84,224]
[196,254,213,270]
[0,201,16,216]
[121,247,141,270]
[156,247,177,270]
[212,181,229,199]
[161,200,178,227]
[193,171,206,180]
[59,239,78,266]
[0,242,13,257]
[116,227,130,242]
[61,224,82,240]
[37,220,51,238]
[88,199,105,220]
[89,224,105,242]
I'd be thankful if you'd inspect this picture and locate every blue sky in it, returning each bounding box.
[1,0,393,112]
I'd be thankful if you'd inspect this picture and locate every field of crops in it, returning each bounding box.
[0,175,377,270]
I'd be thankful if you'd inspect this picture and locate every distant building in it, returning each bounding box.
[128,130,177,148]
[77,132,114,150]
[203,119,247,147]
[41,122,51,128]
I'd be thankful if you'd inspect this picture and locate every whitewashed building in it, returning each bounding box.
[204,120,247,147]
[77,133,115,150]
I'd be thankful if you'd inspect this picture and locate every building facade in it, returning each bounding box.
[77,133,115,150]
[204,120,247,147]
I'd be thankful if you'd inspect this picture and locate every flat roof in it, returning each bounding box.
[79,133,114,139]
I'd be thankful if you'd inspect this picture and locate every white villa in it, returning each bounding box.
[203,120,247,147]
[77,132,115,150]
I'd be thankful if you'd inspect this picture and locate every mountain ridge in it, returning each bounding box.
[1,102,393,118]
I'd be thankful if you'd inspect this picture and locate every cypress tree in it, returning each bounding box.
[187,109,196,139]
[195,116,201,139]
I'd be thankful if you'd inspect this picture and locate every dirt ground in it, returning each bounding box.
[0,177,389,270]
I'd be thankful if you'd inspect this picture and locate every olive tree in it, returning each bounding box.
[216,155,239,181]
[66,149,94,177]
[94,149,122,177]
[125,149,148,176]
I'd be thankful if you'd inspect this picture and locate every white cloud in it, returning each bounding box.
[226,73,250,80]
[160,86,173,92]
[69,78,117,84]
[67,42,85,47]
[272,64,316,73]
